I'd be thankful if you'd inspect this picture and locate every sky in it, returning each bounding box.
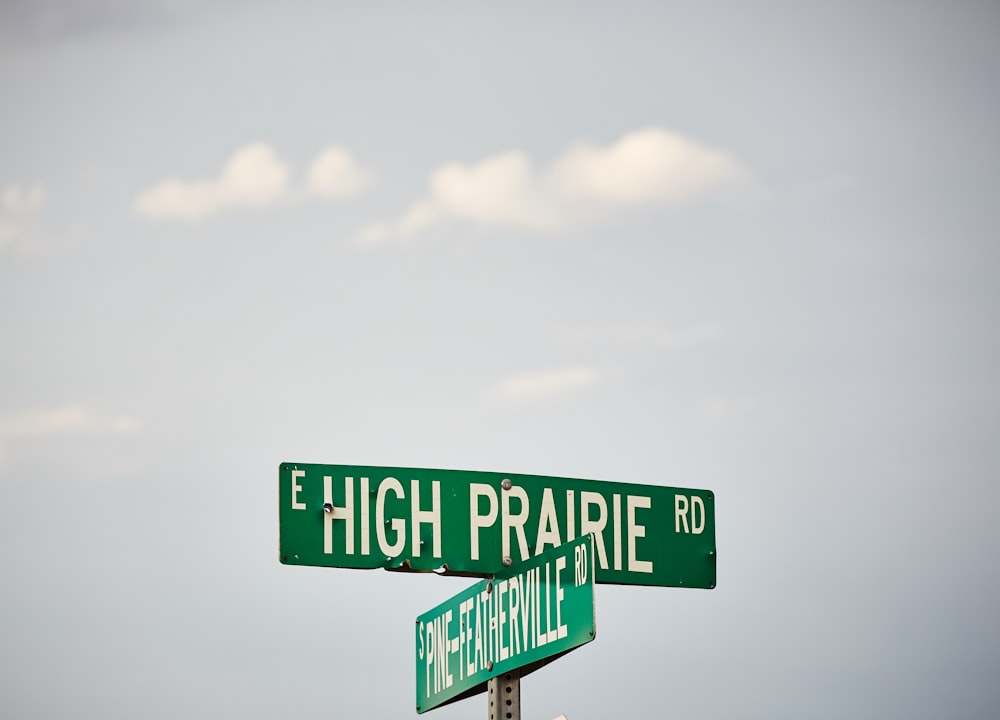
[1,1,999,718]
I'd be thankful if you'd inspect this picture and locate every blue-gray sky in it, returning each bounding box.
[2,2,999,718]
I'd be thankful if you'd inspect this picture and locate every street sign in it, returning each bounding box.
[415,535,596,714]
[279,463,716,588]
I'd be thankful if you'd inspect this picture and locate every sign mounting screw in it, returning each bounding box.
[501,479,512,491]
[502,556,513,567]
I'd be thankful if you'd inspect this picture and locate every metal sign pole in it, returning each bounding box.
[487,668,520,720]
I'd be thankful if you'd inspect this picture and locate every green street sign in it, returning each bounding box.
[279,463,716,588]
[415,535,596,714]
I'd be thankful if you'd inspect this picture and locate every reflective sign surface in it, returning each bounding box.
[279,463,716,588]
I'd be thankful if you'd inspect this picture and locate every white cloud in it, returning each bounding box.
[549,128,744,205]
[0,220,18,248]
[358,127,747,243]
[134,143,291,220]
[134,144,371,221]
[3,183,45,214]
[0,183,45,251]
[306,146,369,198]
[0,406,140,472]
[0,406,140,439]
[425,152,562,230]
[493,366,600,403]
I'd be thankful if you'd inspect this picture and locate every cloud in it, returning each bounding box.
[493,366,600,403]
[549,128,744,206]
[0,405,140,472]
[3,184,45,214]
[358,127,747,243]
[135,144,370,221]
[0,406,140,439]
[0,406,140,472]
[306,146,370,198]
[0,183,45,252]
[0,220,17,247]
[422,152,562,230]
[134,144,291,220]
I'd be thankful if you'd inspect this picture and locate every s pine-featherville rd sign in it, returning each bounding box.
[415,535,597,713]
[279,463,716,588]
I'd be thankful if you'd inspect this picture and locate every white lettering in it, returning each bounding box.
[291,469,306,510]
[323,475,354,555]
[534,487,562,555]
[502,484,530,562]
[520,570,533,652]
[441,610,453,690]
[555,555,567,639]
[434,614,443,693]
[487,586,496,665]
[360,477,370,555]
[457,600,466,678]
[434,614,442,693]
[469,484,498,561]
[534,567,546,647]
[544,562,556,643]
[411,480,442,558]
[566,490,575,541]
[474,592,485,672]
[425,621,434,697]
[580,492,608,569]
[675,494,690,533]
[497,580,509,661]
[508,576,521,657]
[376,477,406,557]
[627,495,653,573]
[691,495,705,535]
[464,599,474,678]
[612,493,622,571]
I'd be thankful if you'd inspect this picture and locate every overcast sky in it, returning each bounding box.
[2,2,999,718]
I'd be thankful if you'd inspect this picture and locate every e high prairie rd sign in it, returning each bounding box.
[279,463,716,589]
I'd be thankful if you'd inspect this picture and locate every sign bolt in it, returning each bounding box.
[501,479,512,491]
[487,661,493,671]
[323,503,334,513]
[502,556,513,567]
